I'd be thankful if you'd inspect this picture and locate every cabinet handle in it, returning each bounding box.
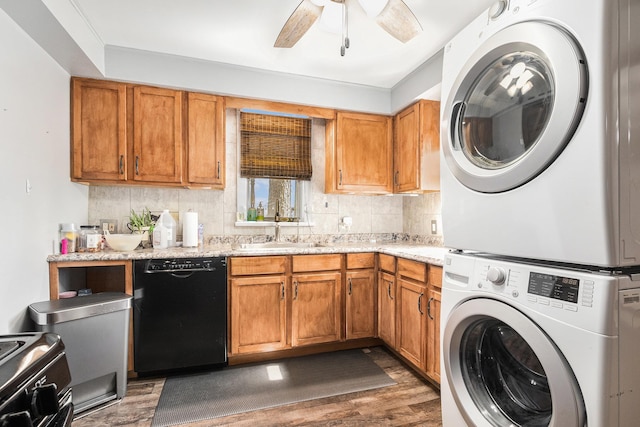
[387,281,394,300]
[217,161,221,179]
[281,282,285,300]
[427,297,434,320]
[418,292,424,315]
[294,281,298,300]
[348,277,353,295]
[135,156,140,175]
[339,169,343,186]
[119,155,124,175]
[394,170,399,187]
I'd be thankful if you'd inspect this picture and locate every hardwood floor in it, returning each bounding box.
[72,347,442,426]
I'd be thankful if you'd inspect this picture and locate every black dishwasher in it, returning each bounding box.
[133,257,227,374]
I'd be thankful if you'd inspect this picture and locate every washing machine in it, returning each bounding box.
[440,250,640,426]
[440,0,640,267]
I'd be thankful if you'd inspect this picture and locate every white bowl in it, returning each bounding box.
[105,233,142,251]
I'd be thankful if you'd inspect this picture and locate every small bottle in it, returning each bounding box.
[153,210,176,248]
[247,204,257,221]
[256,202,264,221]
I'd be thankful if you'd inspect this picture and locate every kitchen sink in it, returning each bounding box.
[234,242,322,251]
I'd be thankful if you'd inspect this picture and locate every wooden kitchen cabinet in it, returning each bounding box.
[426,266,442,383]
[291,254,342,347]
[186,92,225,188]
[326,111,393,193]
[229,256,288,355]
[71,77,226,188]
[131,85,183,184]
[345,253,376,340]
[393,100,440,193]
[396,258,428,371]
[377,270,396,348]
[71,78,127,182]
[230,274,287,354]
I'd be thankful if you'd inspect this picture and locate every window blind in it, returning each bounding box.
[240,112,312,180]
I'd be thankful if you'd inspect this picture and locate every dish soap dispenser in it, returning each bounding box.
[247,203,257,222]
[256,202,264,221]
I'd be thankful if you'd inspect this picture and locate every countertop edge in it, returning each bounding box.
[47,244,448,266]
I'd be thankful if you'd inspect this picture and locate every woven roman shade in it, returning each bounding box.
[240,112,312,180]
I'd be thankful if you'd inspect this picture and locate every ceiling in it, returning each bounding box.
[70,0,494,89]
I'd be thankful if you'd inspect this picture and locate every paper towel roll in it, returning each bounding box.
[183,211,199,247]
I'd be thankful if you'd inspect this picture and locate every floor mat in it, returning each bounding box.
[151,349,396,427]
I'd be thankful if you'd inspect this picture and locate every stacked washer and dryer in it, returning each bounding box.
[439,0,640,426]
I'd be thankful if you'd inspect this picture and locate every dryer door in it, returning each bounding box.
[442,21,587,193]
[443,298,585,427]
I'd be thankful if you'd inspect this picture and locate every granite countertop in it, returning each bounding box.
[47,243,448,266]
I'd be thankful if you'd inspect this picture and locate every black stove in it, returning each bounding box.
[0,333,73,427]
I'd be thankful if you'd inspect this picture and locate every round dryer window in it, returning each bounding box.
[443,299,586,426]
[442,21,588,193]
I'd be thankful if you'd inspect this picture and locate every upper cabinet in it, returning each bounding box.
[71,77,225,189]
[186,92,225,188]
[326,111,393,194]
[71,79,127,182]
[131,85,184,184]
[393,100,441,193]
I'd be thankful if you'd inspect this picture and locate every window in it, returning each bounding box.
[236,110,312,223]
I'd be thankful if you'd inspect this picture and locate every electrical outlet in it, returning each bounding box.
[100,219,118,233]
[431,220,438,235]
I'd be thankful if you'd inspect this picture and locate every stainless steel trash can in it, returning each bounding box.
[29,292,132,414]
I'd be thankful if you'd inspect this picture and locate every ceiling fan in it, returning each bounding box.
[274,0,422,55]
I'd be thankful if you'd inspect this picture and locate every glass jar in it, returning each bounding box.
[59,223,78,254]
[77,225,101,252]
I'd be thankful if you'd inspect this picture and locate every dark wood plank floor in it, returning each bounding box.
[72,347,442,426]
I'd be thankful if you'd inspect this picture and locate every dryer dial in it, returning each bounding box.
[487,267,506,285]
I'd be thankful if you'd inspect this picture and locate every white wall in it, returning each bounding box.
[0,10,88,334]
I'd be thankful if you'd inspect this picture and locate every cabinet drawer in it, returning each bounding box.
[230,256,287,276]
[397,258,426,282]
[428,265,443,288]
[378,254,396,273]
[346,253,375,269]
[292,254,342,272]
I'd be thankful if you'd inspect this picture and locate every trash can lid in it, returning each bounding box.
[29,292,132,325]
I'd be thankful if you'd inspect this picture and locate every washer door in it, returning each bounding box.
[442,21,588,193]
[443,298,585,426]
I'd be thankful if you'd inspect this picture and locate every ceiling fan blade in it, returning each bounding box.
[274,0,323,48]
[375,0,422,43]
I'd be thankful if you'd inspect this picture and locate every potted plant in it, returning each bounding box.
[129,208,155,248]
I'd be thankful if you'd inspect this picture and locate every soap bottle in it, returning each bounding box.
[256,202,264,221]
[247,203,257,221]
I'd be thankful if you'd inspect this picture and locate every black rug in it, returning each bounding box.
[151,349,396,427]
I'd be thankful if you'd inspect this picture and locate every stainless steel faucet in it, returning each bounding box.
[274,199,281,242]
[274,222,281,242]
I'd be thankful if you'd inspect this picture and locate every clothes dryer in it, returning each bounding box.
[440,251,640,426]
[440,0,640,267]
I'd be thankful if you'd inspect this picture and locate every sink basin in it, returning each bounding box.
[234,242,321,251]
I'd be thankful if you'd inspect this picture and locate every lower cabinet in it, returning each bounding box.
[291,271,341,347]
[345,253,376,340]
[397,277,427,370]
[230,273,287,354]
[377,270,396,347]
[426,266,443,384]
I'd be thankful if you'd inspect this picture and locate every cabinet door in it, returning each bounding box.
[345,269,376,340]
[394,102,420,192]
[132,86,183,183]
[187,92,225,187]
[71,78,127,182]
[291,271,341,347]
[331,111,393,193]
[397,278,427,370]
[393,100,441,193]
[230,275,288,355]
[377,271,396,347]
[426,286,441,384]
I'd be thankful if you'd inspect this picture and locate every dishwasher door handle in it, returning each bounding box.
[168,272,195,279]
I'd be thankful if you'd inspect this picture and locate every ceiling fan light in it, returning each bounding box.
[358,0,389,18]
